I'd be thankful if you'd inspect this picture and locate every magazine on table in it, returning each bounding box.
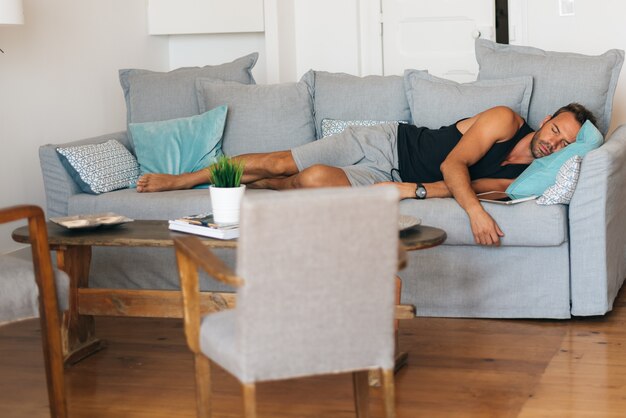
[168,213,239,240]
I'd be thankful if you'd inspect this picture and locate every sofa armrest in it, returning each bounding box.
[569,124,626,316]
[39,131,131,217]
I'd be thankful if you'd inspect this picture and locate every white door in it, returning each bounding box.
[381,0,495,82]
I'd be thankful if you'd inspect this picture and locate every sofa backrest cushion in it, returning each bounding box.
[195,78,316,156]
[301,70,412,139]
[506,120,604,196]
[128,105,227,183]
[403,70,533,129]
[476,39,624,135]
[119,53,258,125]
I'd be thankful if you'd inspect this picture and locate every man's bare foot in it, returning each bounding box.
[136,173,197,192]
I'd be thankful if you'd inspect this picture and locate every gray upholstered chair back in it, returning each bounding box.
[0,254,69,325]
[234,186,399,382]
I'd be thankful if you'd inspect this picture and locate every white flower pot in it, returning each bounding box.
[209,185,246,224]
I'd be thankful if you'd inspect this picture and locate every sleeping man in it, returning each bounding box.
[136,103,596,246]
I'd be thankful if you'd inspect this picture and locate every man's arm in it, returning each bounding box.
[440,107,524,246]
[381,178,514,200]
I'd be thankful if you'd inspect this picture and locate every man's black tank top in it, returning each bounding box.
[396,120,533,183]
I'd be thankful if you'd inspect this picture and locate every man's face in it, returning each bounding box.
[530,112,582,158]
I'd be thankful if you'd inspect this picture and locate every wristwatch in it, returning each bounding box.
[415,183,427,199]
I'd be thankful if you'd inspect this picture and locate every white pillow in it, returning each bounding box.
[56,140,140,195]
[536,155,583,205]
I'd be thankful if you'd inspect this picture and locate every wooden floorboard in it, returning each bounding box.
[2,289,626,417]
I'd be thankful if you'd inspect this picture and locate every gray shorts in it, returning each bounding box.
[290,123,400,186]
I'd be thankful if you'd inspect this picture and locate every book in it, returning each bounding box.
[168,213,239,240]
[477,191,538,205]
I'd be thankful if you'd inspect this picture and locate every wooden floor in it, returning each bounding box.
[2,290,626,418]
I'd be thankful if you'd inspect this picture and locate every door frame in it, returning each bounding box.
[357,0,384,76]
[507,0,528,45]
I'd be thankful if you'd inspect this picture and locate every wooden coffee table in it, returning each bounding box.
[13,220,446,365]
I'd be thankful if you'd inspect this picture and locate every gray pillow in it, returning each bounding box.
[300,70,412,139]
[403,70,533,129]
[475,39,624,135]
[119,52,258,124]
[195,78,316,156]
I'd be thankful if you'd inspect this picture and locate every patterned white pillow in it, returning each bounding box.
[321,119,407,138]
[536,155,583,205]
[56,140,140,194]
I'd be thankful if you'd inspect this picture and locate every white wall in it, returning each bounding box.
[168,0,363,84]
[510,0,626,134]
[292,0,361,78]
[0,0,168,253]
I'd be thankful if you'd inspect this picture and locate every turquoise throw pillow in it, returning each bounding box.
[129,105,227,188]
[506,120,604,196]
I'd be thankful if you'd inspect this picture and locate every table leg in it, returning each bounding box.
[369,276,411,386]
[56,245,106,365]
[393,276,409,372]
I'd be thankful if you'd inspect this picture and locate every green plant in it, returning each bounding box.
[209,156,244,188]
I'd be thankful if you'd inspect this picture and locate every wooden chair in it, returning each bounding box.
[174,187,400,418]
[0,205,67,417]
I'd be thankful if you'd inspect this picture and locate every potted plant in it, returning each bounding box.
[208,156,245,224]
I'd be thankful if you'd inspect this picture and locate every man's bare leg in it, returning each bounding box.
[248,165,351,190]
[233,151,299,183]
[137,151,298,192]
[136,170,210,192]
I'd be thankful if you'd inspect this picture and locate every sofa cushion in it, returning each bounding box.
[475,39,624,135]
[56,139,139,195]
[301,70,412,138]
[403,70,533,129]
[537,155,582,205]
[321,119,408,138]
[399,197,567,247]
[68,188,276,221]
[119,53,258,125]
[506,120,603,196]
[128,105,227,184]
[195,78,316,156]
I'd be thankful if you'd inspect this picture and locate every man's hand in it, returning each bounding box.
[467,206,504,246]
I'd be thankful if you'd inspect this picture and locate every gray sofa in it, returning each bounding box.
[38,40,626,319]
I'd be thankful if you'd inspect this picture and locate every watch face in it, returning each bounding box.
[416,185,427,199]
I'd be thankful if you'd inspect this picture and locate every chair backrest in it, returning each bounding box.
[235,186,399,381]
